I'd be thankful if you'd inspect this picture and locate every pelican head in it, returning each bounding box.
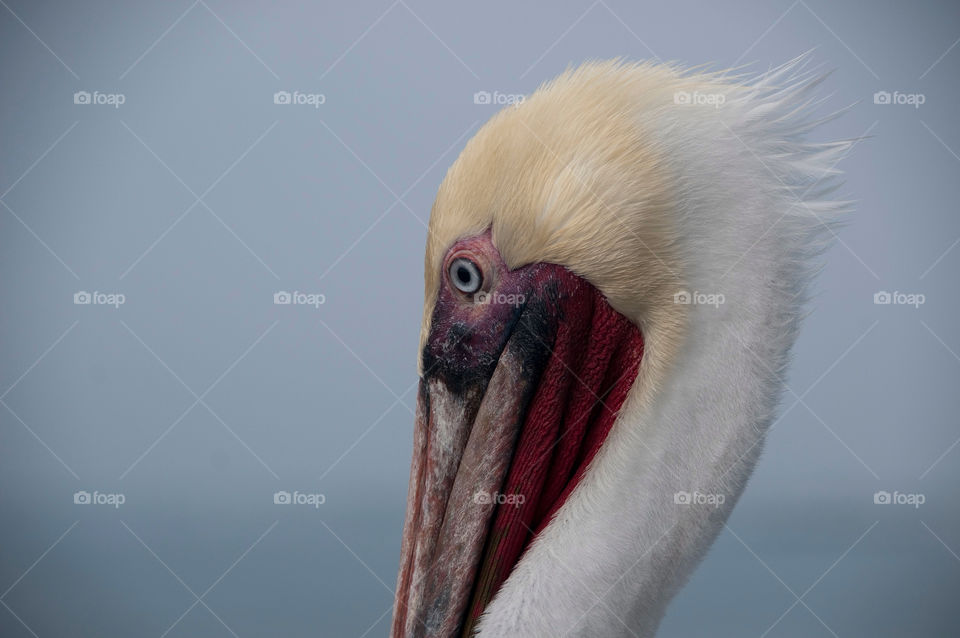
[392,55,850,638]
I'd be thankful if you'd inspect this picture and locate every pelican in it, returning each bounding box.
[392,55,850,638]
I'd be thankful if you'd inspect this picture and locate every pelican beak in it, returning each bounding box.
[393,348,539,638]
[393,304,551,638]
[392,239,644,638]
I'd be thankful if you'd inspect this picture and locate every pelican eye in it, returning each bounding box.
[449,258,482,294]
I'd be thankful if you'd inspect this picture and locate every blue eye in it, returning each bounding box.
[449,258,482,294]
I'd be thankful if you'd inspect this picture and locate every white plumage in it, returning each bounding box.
[407,54,851,637]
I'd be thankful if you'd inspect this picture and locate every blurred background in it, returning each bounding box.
[1,1,958,636]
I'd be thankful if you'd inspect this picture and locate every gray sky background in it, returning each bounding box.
[1,1,958,636]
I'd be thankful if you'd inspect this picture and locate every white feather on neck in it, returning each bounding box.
[474,55,852,638]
